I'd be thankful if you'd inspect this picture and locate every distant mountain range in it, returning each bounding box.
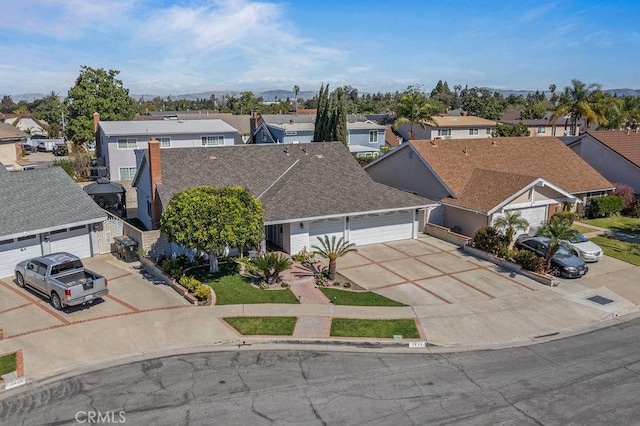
[4,88,640,103]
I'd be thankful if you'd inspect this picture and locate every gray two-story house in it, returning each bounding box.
[253,114,386,157]
[97,118,242,181]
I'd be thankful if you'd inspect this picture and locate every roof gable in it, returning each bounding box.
[585,130,640,168]
[409,137,612,197]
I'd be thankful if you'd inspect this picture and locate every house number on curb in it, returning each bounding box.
[409,342,426,348]
[5,377,27,390]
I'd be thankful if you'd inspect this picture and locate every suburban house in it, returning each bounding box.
[0,167,107,278]
[95,115,243,181]
[395,115,497,142]
[133,111,253,144]
[0,122,32,170]
[563,130,640,193]
[132,141,437,255]
[252,114,387,157]
[365,137,613,237]
[1,113,48,137]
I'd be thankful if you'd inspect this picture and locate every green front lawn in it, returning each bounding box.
[0,352,17,376]
[581,216,640,236]
[330,318,420,338]
[572,223,597,235]
[589,236,640,266]
[188,266,299,305]
[320,288,406,307]
[224,317,297,335]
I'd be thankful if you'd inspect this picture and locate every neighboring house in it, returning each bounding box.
[0,167,107,277]
[96,115,243,181]
[133,141,437,255]
[563,130,640,193]
[2,114,48,137]
[134,111,252,144]
[500,112,586,137]
[395,115,497,142]
[365,137,613,237]
[0,122,32,170]
[252,114,386,157]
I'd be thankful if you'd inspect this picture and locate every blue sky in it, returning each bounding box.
[1,0,638,96]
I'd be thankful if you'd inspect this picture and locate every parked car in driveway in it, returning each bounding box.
[515,236,589,278]
[560,232,603,262]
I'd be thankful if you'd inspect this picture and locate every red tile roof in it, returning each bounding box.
[410,137,613,211]
[585,130,640,167]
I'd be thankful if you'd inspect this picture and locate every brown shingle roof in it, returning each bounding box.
[410,137,612,201]
[156,142,436,222]
[428,115,497,128]
[385,126,402,147]
[0,122,28,141]
[585,130,640,167]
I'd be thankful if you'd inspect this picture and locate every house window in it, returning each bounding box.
[0,238,14,245]
[157,137,171,148]
[201,136,224,146]
[469,128,479,135]
[70,225,85,231]
[119,166,137,180]
[117,138,138,149]
[262,131,267,142]
[537,126,546,134]
[285,130,297,135]
[486,128,492,135]
[437,129,451,136]
[17,235,36,241]
[369,130,378,143]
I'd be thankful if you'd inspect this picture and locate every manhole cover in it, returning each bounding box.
[587,295,614,305]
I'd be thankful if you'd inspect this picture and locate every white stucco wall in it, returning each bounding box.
[576,136,640,193]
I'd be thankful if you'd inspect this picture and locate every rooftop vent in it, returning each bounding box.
[209,156,217,160]
[315,154,324,159]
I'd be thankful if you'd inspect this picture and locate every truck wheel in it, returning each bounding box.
[16,272,25,288]
[51,292,63,311]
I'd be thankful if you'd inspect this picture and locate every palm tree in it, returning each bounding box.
[551,79,607,135]
[293,85,300,113]
[535,219,578,271]
[252,253,293,284]
[393,86,435,139]
[493,211,529,248]
[311,235,357,281]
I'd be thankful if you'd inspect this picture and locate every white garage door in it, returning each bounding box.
[349,211,413,246]
[0,235,42,278]
[505,206,547,234]
[309,218,345,245]
[50,225,92,258]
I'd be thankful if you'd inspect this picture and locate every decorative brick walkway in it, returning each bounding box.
[281,265,331,305]
[293,316,332,339]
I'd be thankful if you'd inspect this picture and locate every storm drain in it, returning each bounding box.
[587,295,614,305]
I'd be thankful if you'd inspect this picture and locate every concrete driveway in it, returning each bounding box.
[0,254,189,339]
[338,236,541,306]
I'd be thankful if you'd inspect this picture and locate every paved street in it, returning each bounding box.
[2,317,640,425]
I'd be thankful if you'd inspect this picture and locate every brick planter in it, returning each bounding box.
[463,245,557,286]
[138,256,213,305]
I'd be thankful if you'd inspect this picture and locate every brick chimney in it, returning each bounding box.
[93,112,101,158]
[148,137,163,230]
[14,141,23,163]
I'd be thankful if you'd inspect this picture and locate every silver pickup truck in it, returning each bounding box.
[15,252,108,310]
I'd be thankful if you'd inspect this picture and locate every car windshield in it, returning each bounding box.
[567,233,588,243]
[555,245,572,257]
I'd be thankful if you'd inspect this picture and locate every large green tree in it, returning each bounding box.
[313,84,348,145]
[493,122,531,137]
[65,66,137,145]
[160,186,264,272]
[32,92,65,138]
[460,87,506,120]
[551,79,607,135]
[393,85,437,139]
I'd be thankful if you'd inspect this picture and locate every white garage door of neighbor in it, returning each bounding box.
[0,235,42,278]
[309,218,345,245]
[349,211,413,246]
[50,226,92,258]
[506,206,547,234]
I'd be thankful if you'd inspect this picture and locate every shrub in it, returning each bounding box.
[51,159,74,178]
[586,195,625,218]
[497,247,515,261]
[333,281,341,286]
[471,226,508,255]
[613,183,636,211]
[179,275,201,292]
[161,258,183,279]
[343,282,351,288]
[194,284,211,301]
[629,198,640,218]
[552,211,578,225]
[513,249,546,274]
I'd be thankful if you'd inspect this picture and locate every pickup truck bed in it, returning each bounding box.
[55,271,98,287]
